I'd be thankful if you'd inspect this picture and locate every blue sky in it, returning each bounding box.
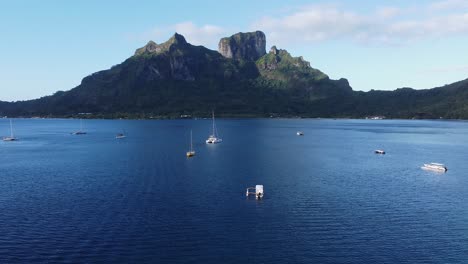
[1,0,468,101]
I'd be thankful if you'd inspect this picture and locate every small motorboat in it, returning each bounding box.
[297,131,304,136]
[375,149,385,154]
[421,163,447,172]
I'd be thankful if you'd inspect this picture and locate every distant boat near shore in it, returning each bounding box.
[72,119,87,135]
[116,129,126,139]
[3,119,18,141]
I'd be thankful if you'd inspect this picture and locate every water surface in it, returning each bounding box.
[0,118,467,263]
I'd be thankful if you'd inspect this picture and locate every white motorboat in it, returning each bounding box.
[421,163,447,172]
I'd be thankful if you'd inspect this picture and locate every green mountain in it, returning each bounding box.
[0,31,467,119]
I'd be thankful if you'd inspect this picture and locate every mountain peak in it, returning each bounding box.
[218,31,266,61]
[168,33,187,45]
[134,33,188,56]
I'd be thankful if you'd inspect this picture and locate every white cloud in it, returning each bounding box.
[251,4,369,46]
[135,1,468,49]
[250,2,468,46]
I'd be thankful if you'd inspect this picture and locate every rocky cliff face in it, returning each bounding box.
[218,31,266,61]
[256,45,329,82]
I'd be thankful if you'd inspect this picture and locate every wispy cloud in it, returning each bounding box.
[376,6,402,19]
[250,2,468,46]
[134,1,468,49]
[429,0,468,11]
[138,21,227,49]
[172,22,226,47]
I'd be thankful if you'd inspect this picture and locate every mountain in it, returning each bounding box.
[350,79,468,119]
[0,31,467,119]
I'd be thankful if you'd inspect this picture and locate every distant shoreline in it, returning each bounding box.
[1,115,466,122]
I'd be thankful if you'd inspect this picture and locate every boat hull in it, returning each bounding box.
[206,138,222,144]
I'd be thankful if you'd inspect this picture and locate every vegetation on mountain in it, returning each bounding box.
[0,31,467,119]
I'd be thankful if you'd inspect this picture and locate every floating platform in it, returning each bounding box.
[246,185,264,199]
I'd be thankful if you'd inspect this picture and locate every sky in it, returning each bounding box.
[1,0,468,102]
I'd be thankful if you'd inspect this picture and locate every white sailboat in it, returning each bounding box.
[206,111,222,144]
[186,130,195,157]
[3,119,18,141]
[72,119,87,135]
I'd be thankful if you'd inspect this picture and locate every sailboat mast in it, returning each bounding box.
[10,119,13,138]
[212,111,215,136]
[190,130,193,151]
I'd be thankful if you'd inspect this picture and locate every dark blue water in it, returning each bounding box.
[0,118,467,263]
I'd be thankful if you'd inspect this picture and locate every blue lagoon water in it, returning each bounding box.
[0,118,467,263]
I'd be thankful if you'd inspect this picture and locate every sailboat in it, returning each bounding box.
[3,119,18,141]
[205,111,222,144]
[186,130,195,157]
[115,132,126,139]
[72,119,87,135]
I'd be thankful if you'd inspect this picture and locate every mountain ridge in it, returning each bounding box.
[0,31,467,119]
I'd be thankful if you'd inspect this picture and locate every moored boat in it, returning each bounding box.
[115,133,126,139]
[186,130,195,157]
[246,185,264,199]
[3,119,18,141]
[72,119,87,135]
[421,163,447,172]
[206,111,222,144]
